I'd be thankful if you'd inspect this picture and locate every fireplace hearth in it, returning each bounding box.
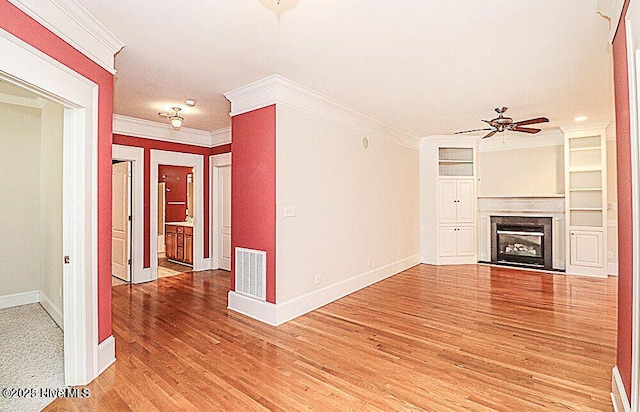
[491,216,552,269]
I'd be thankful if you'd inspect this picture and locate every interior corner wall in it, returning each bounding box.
[275,104,420,304]
[230,106,277,303]
[0,103,42,296]
[0,0,115,342]
[112,134,231,268]
[40,101,64,325]
[477,145,565,196]
[612,0,633,396]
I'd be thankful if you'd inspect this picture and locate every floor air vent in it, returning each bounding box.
[235,247,266,301]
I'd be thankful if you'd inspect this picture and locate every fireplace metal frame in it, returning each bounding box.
[490,216,553,269]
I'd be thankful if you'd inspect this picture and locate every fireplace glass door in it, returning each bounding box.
[496,225,545,267]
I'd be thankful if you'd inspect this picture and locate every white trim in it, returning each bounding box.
[0,27,101,387]
[625,5,640,409]
[223,75,418,150]
[228,254,420,326]
[0,290,40,309]
[39,291,63,330]
[610,262,620,276]
[479,129,564,152]
[0,92,47,108]
[113,114,232,148]
[6,0,123,74]
[613,366,632,412]
[210,153,232,271]
[112,145,146,283]
[96,335,115,375]
[150,150,205,279]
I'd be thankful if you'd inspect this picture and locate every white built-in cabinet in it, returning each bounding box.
[562,125,608,277]
[420,137,477,265]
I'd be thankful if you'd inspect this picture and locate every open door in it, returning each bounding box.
[218,165,232,270]
[112,161,131,281]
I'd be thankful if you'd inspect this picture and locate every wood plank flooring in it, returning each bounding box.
[46,264,617,411]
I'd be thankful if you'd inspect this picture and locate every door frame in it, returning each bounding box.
[211,152,232,270]
[0,29,100,385]
[112,145,147,283]
[150,150,205,278]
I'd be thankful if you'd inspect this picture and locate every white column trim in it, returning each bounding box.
[150,150,205,279]
[112,145,147,283]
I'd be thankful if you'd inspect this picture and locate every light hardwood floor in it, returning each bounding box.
[46,264,617,411]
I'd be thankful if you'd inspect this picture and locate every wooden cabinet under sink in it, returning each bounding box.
[165,224,193,266]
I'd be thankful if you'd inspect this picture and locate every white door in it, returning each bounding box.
[438,180,457,223]
[218,165,232,271]
[570,230,603,268]
[456,226,475,256]
[112,161,131,281]
[438,226,457,257]
[456,180,475,223]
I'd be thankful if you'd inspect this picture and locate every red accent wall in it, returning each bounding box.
[159,165,193,223]
[231,106,277,303]
[0,0,115,342]
[613,0,633,396]
[113,134,231,267]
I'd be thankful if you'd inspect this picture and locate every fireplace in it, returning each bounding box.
[491,216,552,269]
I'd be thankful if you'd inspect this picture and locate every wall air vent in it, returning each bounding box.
[235,247,266,301]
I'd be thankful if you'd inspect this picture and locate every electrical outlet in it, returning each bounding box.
[314,274,321,286]
[397,249,402,258]
[284,205,296,218]
[608,251,614,259]
[367,258,372,268]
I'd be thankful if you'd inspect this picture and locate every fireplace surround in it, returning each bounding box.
[491,216,553,269]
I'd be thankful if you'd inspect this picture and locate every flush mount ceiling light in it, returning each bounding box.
[159,107,184,130]
[258,0,300,19]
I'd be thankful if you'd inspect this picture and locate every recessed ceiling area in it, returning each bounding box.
[78,0,613,136]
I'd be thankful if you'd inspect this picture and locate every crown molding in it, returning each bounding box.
[224,74,419,150]
[420,129,565,153]
[0,92,48,109]
[113,114,231,148]
[597,0,626,43]
[8,0,123,74]
[559,121,611,134]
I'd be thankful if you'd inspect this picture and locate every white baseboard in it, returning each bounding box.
[158,235,165,253]
[132,267,152,284]
[39,291,63,330]
[203,257,213,270]
[97,335,116,375]
[0,290,40,309]
[608,262,619,276]
[612,366,631,412]
[228,254,421,326]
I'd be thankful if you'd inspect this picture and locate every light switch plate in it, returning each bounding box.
[284,205,296,217]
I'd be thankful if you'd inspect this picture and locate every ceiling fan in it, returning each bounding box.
[455,107,549,139]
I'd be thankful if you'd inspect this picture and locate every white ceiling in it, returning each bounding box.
[77,0,614,137]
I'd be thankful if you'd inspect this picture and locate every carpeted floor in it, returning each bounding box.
[0,303,64,412]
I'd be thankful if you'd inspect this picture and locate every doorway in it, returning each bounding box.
[0,31,100,386]
[212,153,232,271]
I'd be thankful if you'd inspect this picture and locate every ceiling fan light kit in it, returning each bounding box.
[455,107,549,139]
[167,106,183,129]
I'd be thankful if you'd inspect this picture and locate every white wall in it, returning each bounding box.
[40,102,64,325]
[0,103,42,296]
[478,144,565,196]
[275,105,420,303]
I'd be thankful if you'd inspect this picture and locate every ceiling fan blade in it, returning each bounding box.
[482,130,497,139]
[513,126,541,134]
[514,117,549,126]
[454,128,493,134]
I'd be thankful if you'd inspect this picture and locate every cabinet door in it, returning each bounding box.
[456,180,475,223]
[166,233,177,260]
[570,230,603,268]
[438,227,457,257]
[438,180,458,223]
[184,235,193,265]
[456,226,475,256]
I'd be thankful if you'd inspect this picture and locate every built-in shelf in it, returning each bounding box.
[569,188,602,192]
[569,147,601,152]
[569,207,603,211]
[569,166,603,172]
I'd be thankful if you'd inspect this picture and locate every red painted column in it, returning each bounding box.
[231,105,277,303]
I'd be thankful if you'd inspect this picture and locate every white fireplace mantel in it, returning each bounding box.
[478,196,566,270]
